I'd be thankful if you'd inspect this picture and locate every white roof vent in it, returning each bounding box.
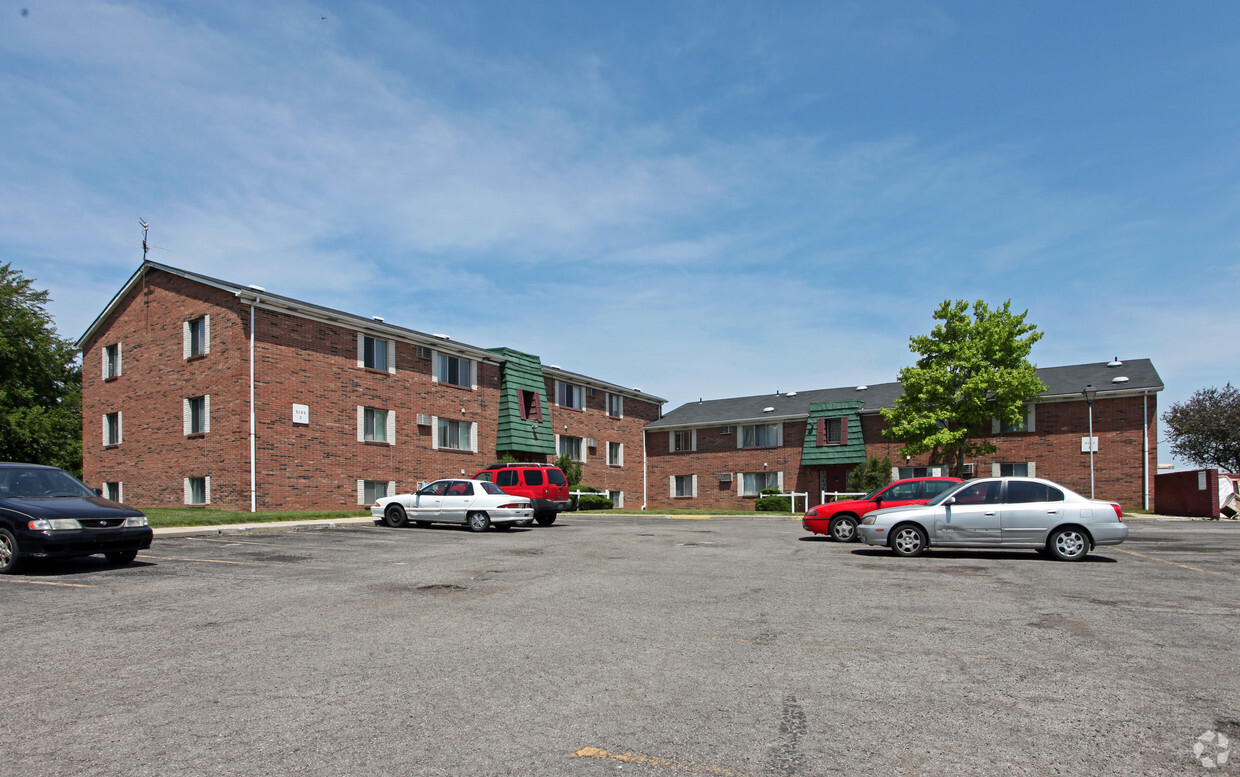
[786,391,797,397]
[1112,376,1130,384]
[856,385,868,391]
[1107,357,1123,367]
[247,284,266,292]
[549,364,561,369]
[763,406,775,413]
[433,333,451,340]
[372,316,384,322]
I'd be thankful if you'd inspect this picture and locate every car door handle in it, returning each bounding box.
[984,511,995,516]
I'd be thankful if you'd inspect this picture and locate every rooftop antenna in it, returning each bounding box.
[139,219,150,261]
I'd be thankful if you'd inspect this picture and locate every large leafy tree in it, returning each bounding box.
[0,263,82,475]
[1163,384,1240,473]
[881,299,1045,477]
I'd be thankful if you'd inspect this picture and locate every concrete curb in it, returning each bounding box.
[153,515,378,538]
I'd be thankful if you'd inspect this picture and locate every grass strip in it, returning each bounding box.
[142,508,364,529]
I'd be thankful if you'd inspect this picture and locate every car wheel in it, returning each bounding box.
[0,529,23,574]
[105,549,138,565]
[830,515,859,542]
[383,504,408,528]
[467,511,491,532]
[1048,527,1089,561]
[535,512,556,527]
[890,524,928,557]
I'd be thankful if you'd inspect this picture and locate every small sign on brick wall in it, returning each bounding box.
[293,404,309,425]
[1081,436,1098,452]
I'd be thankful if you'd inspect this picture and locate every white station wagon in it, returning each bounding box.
[372,478,533,532]
[857,476,1128,561]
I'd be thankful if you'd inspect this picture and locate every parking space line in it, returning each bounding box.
[1115,548,1234,578]
[139,554,330,569]
[573,747,754,776]
[0,578,155,592]
[713,635,996,660]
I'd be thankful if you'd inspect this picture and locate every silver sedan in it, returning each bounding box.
[371,478,533,532]
[856,477,1128,561]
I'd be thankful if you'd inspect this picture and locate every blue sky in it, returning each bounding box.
[3,1,1237,467]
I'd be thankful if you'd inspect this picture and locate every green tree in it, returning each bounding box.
[846,455,893,494]
[0,263,82,475]
[880,299,1045,477]
[1163,384,1240,473]
[555,454,582,487]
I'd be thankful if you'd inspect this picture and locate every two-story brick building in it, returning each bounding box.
[645,359,1162,511]
[77,262,664,511]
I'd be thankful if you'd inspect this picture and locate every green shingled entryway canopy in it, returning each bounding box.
[800,400,867,467]
[489,347,556,456]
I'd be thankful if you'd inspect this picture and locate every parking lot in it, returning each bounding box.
[5,515,1238,776]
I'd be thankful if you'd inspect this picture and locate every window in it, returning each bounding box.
[898,466,946,479]
[184,396,209,435]
[360,407,391,443]
[740,423,781,448]
[556,381,584,409]
[673,475,696,498]
[608,490,624,508]
[103,412,121,446]
[185,476,210,505]
[436,353,472,387]
[817,417,846,445]
[720,426,732,435]
[1000,462,1030,477]
[607,442,623,466]
[103,482,122,502]
[996,405,1035,433]
[559,435,583,462]
[922,480,957,499]
[607,393,623,418]
[883,482,922,501]
[741,472,780,496]
[361,480,391,504]
[520,390,544,421]
[496,470,519,487]
[103,343,121,379]
[436,418,473,451]
[671,429,696,452]
[524,469,544,486]
[951,480,1001,505]
[1006,481,1063,504]
[184,316,210,358]
[358,334,394,373]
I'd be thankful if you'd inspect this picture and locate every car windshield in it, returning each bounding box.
[0,467,95,499]
[478,481,504,495]
[862,485,888,501]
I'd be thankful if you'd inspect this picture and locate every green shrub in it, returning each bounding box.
[577,493,614,510]
[755,494,791,512]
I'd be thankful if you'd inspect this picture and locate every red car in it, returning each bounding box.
[802,477,962,542]
[472,462,571,526]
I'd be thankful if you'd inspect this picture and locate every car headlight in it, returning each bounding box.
[860,515,876,526]
[805,509,818,518]
[124,516,149,527]
[28,518,83,530]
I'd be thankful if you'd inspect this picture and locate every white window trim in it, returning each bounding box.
[738,471,781,497]
[184,396,210,435]
[184,476,211,505]
[432,351,477,390]
[993,404,1036,434]
[670,474,697,498]
[738,423,782,449]
[183,316,210,359]
[433,417,475,452]
[357,333,396,374]
[102,343,122,380]
[607,393,624,418]
[609,490,624,508]
[993,461,1037,478]
[555,433,586,463]
[607,441,624,467]
[103,481,123,503]
[670,429,697,452]
[555,380,584,409]
[103,412,122,446]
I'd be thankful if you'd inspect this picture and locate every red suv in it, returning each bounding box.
[472,463,571,526]
[802,477,962,542]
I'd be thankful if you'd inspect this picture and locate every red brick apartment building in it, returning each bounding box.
[645,359,1162,511]
[77,262,665,511]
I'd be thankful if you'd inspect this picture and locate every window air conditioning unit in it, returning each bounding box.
[416,413,432,426]
[720,426,732,435]
[586,438,598,448]
[961,463,975,477]
[719,472,733,483]
[417,346,432,360]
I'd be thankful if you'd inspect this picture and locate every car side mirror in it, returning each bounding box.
[943,496,955,505]
[93,487,103,496]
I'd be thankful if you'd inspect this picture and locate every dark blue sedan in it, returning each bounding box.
[0,463,152,574]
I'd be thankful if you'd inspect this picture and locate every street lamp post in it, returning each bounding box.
[1082,385,1097,498]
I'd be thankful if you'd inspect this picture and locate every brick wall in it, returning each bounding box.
[81,268,660,512]
[644,394,1157,511]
